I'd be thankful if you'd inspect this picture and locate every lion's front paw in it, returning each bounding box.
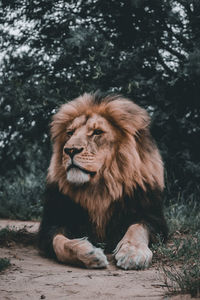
[65,238,108,269]
[114,242,152,270]
[79,245,108,269]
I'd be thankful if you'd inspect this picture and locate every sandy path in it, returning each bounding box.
[0,220,191,300]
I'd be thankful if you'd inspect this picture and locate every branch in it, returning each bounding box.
[156,53,176,76]
[160,42,187,61]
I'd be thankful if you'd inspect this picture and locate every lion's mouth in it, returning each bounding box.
[67,164,96,176]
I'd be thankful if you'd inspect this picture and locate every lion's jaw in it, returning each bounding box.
[62,114,117,186]
[66,167,91,185]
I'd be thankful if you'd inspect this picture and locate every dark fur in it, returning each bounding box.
[38,182,168,258]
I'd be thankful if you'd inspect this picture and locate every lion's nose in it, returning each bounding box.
[64,147,84,158]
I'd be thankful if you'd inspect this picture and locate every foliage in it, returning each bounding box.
[164,198,200,234]
[0,144,45,220]
[0,169,44,220]
[153,232,200,264]
[0,0,199,218]
[152,198,200,298]
[0,258,11,272]
[0,227,37,246]
[153,234,200,298]
[163,263,200,297]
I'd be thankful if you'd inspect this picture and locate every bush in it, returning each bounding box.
[0,169,45,220]
[152,199,200,298]
[0,258,11,272]
[163,263,200,298]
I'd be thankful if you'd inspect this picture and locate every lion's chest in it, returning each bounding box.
[74,194,113,239]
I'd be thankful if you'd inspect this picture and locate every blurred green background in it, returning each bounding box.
[0,0,199,220]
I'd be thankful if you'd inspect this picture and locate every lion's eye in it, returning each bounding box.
[93,129,104,136]
[66,130,74,136]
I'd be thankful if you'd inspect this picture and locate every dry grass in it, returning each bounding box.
[152,199,200,298]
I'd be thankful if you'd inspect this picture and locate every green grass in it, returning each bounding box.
[164,199,200,234]
[0,258,11,272]
[0,227,37,247]
[153,233,200,263]
[162,263,200,297]
[0,171,44,220]
[152,199,200,298]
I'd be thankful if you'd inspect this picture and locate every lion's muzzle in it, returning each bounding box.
[67,164,96,176]
[64,147,84,158]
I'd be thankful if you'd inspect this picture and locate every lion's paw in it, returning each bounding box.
[114,242,152,270]
[80,246,108,269]
[66,238,108,269]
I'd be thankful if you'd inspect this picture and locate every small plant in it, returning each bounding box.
[153,233,200,263]
[152,233,200,297]
[0,258,11,272]
[164,199,200,235]
[153,196,200,298]
[0,168,44,220]
[0,227,37,246]
[162,263,200,298]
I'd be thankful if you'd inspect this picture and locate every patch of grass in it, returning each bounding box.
[0,227,37,247]
[153,235,200,298]
[153,198,200,298]
[162,263,200,298]
[0,258,11,272]
[0,170,44,220]
[153,233,200,264]
[164,199,200,235]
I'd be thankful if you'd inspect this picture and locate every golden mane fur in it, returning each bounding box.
[47,93,164,236]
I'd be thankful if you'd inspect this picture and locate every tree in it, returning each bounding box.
[0,0,199,215]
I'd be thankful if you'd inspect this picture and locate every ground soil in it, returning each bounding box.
[0,220,193,300]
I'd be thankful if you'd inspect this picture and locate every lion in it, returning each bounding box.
[38,92,168,270]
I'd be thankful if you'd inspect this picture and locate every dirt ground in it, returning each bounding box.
[0,220,192,300]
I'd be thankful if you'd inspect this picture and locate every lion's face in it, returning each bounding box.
[62,114,117,185]
[48,93,164,200]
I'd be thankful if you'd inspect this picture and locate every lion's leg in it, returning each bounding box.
[53,234,108,269]
[114,224,153,270]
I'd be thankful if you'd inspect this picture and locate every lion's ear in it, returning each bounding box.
[126,101,150,133]
[50,118,65,143]
[49,103,77,142]
[106,99,150,135]
[49,94,93,142]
